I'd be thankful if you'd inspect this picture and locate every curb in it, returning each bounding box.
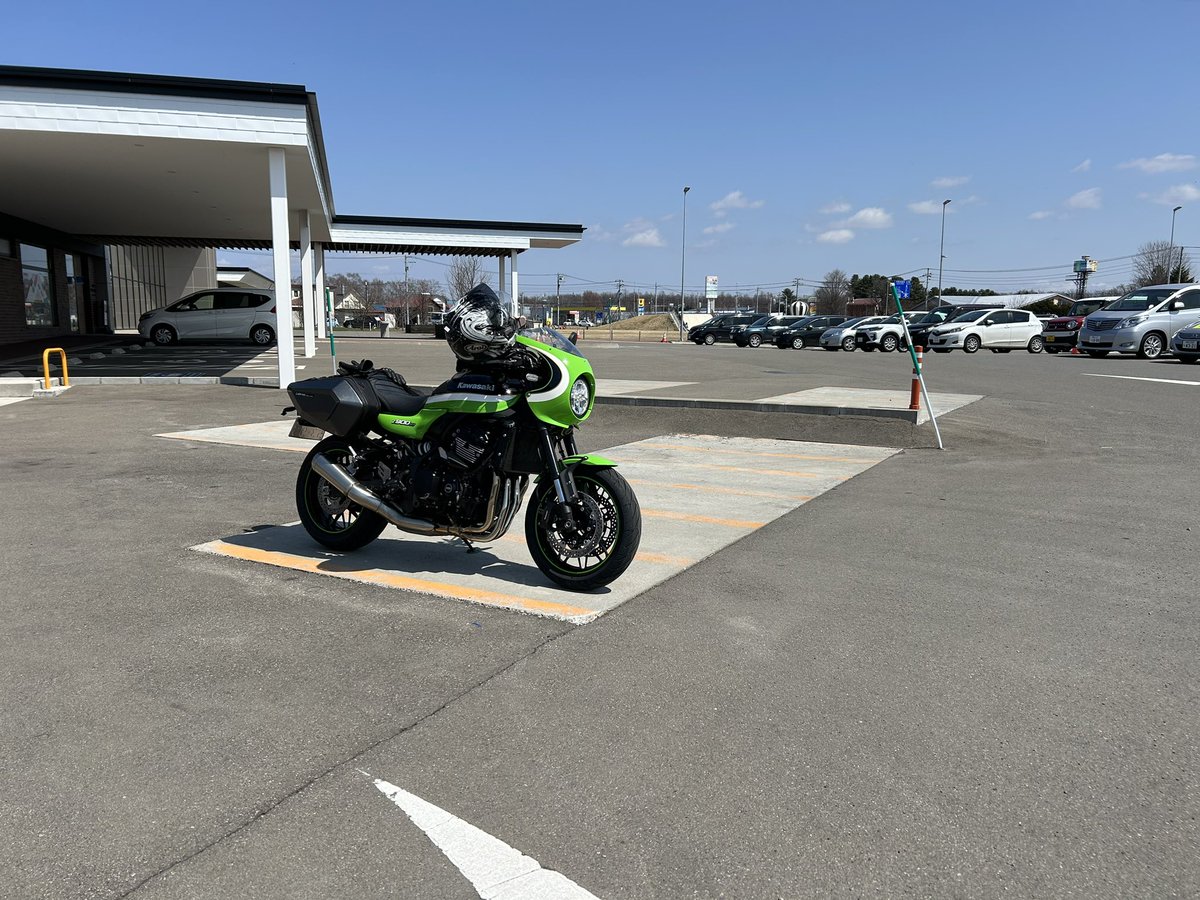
[593,394,922,423]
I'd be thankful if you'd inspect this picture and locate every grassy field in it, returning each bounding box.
[576,314,683,341]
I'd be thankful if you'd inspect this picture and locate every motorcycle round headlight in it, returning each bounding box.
[569,377,591,417]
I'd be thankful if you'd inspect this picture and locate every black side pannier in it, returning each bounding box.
[287,376,381,437]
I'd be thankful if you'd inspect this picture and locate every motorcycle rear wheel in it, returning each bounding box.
[296,437,388,551]
[526,468,641,591]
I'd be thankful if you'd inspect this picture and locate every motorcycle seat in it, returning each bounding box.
[372,379,429,416]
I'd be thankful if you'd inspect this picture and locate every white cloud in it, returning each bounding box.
[908,200,944,215]
[1028,210,1053,220]
[932,175,969,188]
[1119,153,1197,174]
[622,228,664,248]
[703,222,735,235]
[1072,159,1092,173]
[1066,188,1102,209]
[1147,183,1200,205]
[817,229,855,244]
[710,190,765,215]
[819,201,851,215]
[842,207,893,229]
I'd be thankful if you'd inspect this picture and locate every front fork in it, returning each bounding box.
[537,425,579,507]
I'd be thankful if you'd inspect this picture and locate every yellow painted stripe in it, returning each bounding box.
[635,550,695,565]
[625,477,812,502]
[198,540,596,620]
[637,441,883,464]
[642,508,765,528]
[681,462,821,479]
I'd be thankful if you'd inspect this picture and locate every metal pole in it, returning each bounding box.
[1169,206,1182,283]
[556,272,563,327]
[937,199,951,305]
[680,186,690,340]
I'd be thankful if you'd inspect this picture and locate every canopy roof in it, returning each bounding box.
[0,66,583,256]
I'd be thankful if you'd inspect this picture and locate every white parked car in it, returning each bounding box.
[138,288,278,346]
[927,308,1046,354]
[819,315,891,351]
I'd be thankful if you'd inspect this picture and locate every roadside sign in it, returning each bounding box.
[638,297,645,313]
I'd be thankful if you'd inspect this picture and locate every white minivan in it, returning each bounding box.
[927,308,1046,354]
[138,288,277,345]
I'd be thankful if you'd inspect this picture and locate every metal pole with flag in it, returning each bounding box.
[891,279,944,450]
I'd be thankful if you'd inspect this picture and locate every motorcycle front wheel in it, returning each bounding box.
[296,436,388,551]
[525,468,641,591]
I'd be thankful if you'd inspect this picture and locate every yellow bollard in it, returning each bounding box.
[42,348,70,390]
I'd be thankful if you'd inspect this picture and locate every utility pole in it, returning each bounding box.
[792,277,801,314]
[653,282,659,314]
[616,279,624,322]
[924,268,933,309]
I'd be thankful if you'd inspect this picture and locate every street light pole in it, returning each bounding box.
[556,272,563,327]
[1169,206,1182,283]
[937,199,951,305]
[679,185,690,340]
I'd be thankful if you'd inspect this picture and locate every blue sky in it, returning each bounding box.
[8,0,1200,297]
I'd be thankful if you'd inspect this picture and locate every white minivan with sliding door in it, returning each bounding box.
[138,287,278,346]
[1077,283,1200,359]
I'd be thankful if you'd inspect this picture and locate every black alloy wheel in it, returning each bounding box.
[295,437,388,551]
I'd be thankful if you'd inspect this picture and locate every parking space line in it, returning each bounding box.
[196,539,598,620]
[642,508,766,528]
[637,441,883,464]
[1083,373,1200,387]
[624,478,813,502]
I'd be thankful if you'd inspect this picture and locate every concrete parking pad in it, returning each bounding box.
[754,386,981,423]
[0,396,29,407]
[192,433,899,624]
[158,419,313,453]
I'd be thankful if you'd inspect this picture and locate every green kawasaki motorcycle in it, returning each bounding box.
[285,326,641,591]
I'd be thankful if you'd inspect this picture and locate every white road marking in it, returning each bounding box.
[1083,373,1200,386]
[371,777,601,899]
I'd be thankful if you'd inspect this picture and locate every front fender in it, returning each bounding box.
[535,453,618,483]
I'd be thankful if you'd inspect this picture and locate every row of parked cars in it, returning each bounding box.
[685,283,1200,361]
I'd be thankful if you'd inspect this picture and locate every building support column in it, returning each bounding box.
[315,244,327,339]
[299,209,315,358]
[509,249,519,318]
[497,254,507,310]
[268,148,295,388]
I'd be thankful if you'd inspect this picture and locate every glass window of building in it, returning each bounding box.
[21,244,56,327]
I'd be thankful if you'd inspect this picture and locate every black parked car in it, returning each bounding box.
[732,314,808,347]
[688,312,761,345]
[341,315,381,329]
[773,315,849,349]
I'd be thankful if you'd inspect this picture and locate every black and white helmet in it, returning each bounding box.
[445,283,516,361]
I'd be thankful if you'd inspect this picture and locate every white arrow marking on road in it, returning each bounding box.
[1084,373,1200,386]
[370,777,601,899]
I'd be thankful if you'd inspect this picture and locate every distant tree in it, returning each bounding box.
[1133,240,1193,287]
[446,256,492,301]
[940,287,998,297]
[813,269,851,314]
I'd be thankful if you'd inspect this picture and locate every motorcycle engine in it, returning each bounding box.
[403,421,506,526]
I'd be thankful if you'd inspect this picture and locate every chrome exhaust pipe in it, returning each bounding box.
[311,452,515,540]
[311,453,439,535]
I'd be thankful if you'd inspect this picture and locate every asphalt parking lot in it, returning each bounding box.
[2,340,1198,899]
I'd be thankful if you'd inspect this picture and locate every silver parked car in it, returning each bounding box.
[1077,283,1200,359]
[1171,317,1200,364]
[819,315,890,351]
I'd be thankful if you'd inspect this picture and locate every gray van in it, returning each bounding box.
[1077,283,1200,359]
